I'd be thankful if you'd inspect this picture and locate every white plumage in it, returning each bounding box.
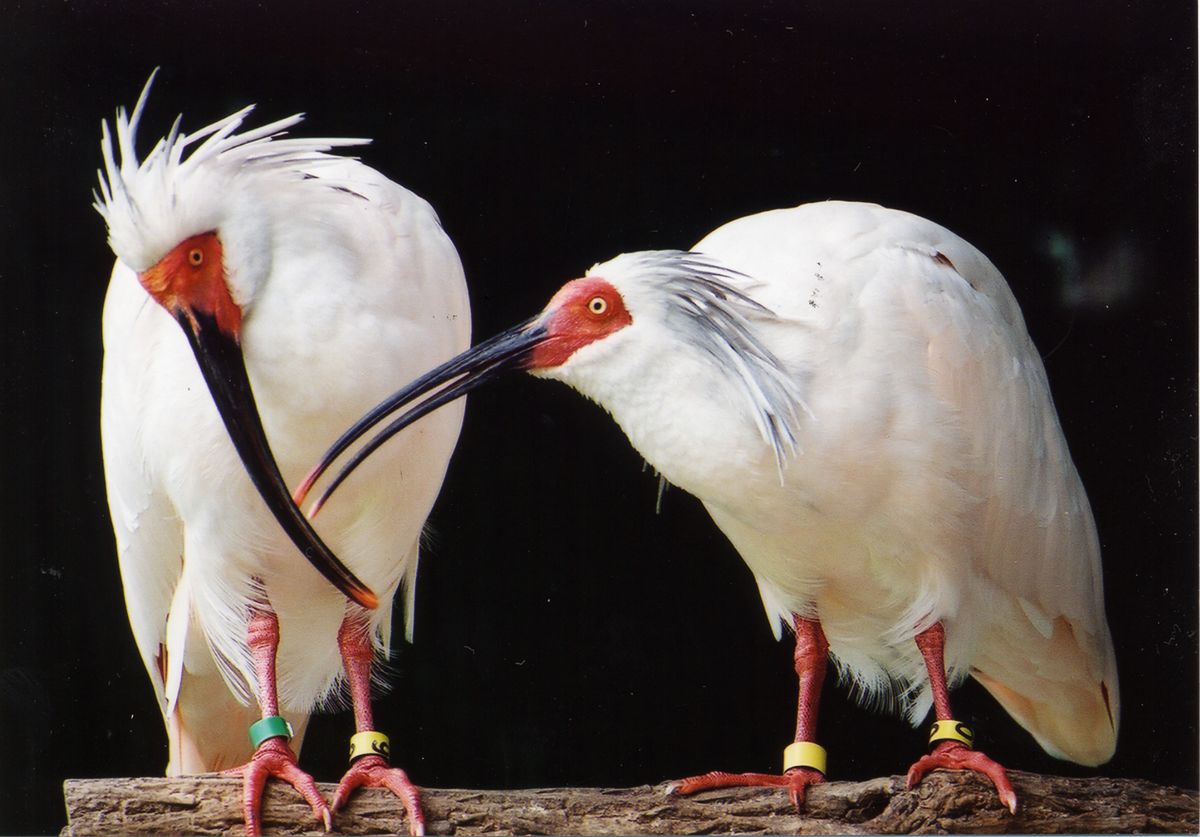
[554,203,1117,764]
[304,199,1118,801]
[97,76,470,788]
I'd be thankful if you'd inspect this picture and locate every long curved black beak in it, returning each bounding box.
[294,317,547,517]
[178,309,378,610]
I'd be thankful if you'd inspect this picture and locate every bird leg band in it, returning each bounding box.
[928,719,975,748]
[783,741,827,774]
[348,730,391,763]
[248,715,294,749]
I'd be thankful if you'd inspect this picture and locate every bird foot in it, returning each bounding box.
[222,737,331,835]
[667,767,825,810]
[332,754,425,836]
[906,741,1018,814]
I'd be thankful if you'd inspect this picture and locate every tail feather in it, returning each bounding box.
[972,603,1119,766]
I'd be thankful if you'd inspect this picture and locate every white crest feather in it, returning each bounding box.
[93,69,370,272]
[595,250,808,479]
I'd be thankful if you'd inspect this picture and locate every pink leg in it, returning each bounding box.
[669,615,829,809]
[222,606,331,835]
[905,622,1018,814]
[330,611,425,836]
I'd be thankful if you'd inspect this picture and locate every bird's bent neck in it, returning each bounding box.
[546,337,788,503]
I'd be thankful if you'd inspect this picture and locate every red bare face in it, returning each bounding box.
[528,277,633,369]
[138,231,241,338]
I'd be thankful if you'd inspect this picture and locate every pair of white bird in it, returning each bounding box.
[97,76,1118,835]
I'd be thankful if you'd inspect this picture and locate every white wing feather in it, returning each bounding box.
[100,261,185,715]
[901,227,1118,764]
[681,201,1116,763]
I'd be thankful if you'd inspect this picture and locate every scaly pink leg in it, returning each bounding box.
[905,622,1018,814]
[331,611,425,836]
[222,606,331,835]
[669,615,829,809]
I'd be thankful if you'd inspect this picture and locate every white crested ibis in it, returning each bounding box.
[95,73,469,834]
[298,200,1119,813]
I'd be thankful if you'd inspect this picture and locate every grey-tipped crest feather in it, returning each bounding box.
[609,250,807,477]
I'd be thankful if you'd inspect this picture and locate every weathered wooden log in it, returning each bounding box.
[62,771,1197,835]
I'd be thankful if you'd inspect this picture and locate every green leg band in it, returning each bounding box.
[249,715,294,749]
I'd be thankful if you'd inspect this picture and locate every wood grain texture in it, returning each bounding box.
[63,772,1198,835]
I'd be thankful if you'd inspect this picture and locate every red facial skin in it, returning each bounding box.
[529,277,632,369]
[138,231,242,339]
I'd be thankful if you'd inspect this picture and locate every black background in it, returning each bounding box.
[1,2,1195,833]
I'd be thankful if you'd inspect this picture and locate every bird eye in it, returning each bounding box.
[588,296,609,316]
[188,248,204,266]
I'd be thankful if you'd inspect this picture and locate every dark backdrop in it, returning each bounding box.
[1,2,1195,833]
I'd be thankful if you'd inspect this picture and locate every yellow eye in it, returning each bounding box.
[188,248,204,266]
[588,296,608,315]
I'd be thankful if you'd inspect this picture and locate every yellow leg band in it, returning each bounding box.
[928,719,975,748]
[783,741,827,774]
[349,731,391,763]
